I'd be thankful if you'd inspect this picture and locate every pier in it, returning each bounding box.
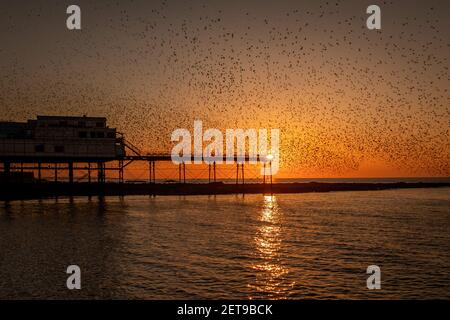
[1,116,449,200]
[0,115,270,186]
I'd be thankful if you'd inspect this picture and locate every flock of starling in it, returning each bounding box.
[0,0,448,176]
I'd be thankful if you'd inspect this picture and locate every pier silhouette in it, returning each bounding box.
[1,116,449,200]
[0,115,268,185]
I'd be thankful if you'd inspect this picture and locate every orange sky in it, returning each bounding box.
[1,1,449,178]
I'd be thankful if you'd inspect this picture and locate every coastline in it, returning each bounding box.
[0,181,449,201]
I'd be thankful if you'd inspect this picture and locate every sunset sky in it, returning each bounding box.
[0,0,448,178]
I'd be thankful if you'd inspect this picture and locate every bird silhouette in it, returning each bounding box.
[0,0,448,177]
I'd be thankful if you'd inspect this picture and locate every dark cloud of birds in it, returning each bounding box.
[0,0,448,176]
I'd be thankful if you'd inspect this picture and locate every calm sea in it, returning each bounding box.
[0,187,449,299]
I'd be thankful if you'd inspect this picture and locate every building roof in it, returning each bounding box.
[36,115,107,121]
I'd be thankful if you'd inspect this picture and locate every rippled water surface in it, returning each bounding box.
[1,188,449,299]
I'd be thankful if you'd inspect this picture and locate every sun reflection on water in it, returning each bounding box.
[249,195,292,298]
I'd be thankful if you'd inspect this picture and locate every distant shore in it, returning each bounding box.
[0,181,449,201]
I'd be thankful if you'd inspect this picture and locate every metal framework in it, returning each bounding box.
[0,124,274,185]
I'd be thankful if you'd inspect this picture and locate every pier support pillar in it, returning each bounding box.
[68,162,74,184]
[269,161,273,186]
[119,160,124,184]
[152,161,156,184]
[235,163,245,185]
[3,162,10,184]
[263,163,266,184]
[97,162,105,184]
[148,161,156,184]
[38,162,42,183]
[178,162,186,183]
[207,162,217,183]
[3,162,10,174]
